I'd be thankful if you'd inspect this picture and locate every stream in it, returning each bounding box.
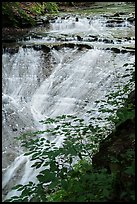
[2,3,135,201]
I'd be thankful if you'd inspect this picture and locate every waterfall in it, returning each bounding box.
[2,10,134,201]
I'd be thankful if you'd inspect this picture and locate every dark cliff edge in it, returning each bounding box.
[92,90,135,201]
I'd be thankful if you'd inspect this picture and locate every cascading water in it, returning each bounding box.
[2,7,135,201]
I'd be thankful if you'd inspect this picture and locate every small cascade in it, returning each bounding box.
[51,16,102,35]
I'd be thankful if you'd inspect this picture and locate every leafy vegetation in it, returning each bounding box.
[2,2,58,27]
[4,62,135,202]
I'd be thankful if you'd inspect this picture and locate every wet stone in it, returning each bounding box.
[41,45,51,53]
[113,12,120,17]
[103,39,114,44]
[2,47,19,55]
[12,128,18,132]
[111,47,120,53]
[121,49,135,54]
[106,19,124,24]
[77,35,83,41]
[33,45,42,51]
[116,39,122,43]
[127,17,135,23]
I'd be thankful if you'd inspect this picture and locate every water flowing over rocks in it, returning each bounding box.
[2,3,135,201]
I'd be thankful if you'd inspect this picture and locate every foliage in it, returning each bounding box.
[44,2,59,13]
[2,2,34,26]
[2,2,58,27]
[48,165,116,202]
[57,2,75,6]
[2,2,20,26]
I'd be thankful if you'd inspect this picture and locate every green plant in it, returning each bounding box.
[48,166,116,202]
[2,2,58,27]
[44,2,59,13]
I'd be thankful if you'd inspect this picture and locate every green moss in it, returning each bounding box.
[2,2,58,28]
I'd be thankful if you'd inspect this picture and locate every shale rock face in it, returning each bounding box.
[92,117,135,171]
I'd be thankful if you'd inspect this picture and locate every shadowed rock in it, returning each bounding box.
[111,47,120,53]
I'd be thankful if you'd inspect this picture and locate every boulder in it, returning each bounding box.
[127,17,135,23]
[41,45,51,53]
[103,39,114,43]
[77,35,83,41]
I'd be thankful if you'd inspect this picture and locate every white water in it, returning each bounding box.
[2,12,135,201]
